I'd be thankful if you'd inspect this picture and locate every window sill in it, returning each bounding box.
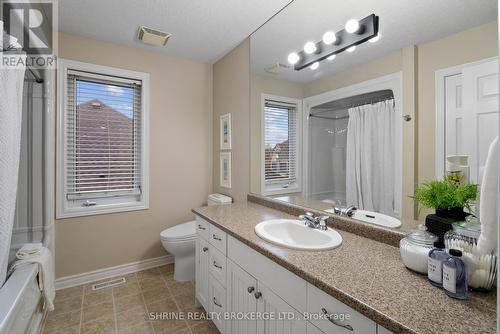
[262,184,301,196]
[56,201,148,219]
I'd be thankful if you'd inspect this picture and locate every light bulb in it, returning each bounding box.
[345,19,360,33]
[346,46,356,53]
[322,31,336,45]
[287,52,300,65]
[304,41,317,54]
[327,54,336,61]
[369,34,381,43]
[310,62,319,70]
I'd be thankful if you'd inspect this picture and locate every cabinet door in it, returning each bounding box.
[226,259,258,334]
[209,274,226,334]
[256,282,306,334]
[195,237,210,309]
[307,322,326,334]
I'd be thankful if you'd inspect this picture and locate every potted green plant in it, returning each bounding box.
[413,180,478,220]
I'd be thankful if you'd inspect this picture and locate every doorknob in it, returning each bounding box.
[247,286,255,293]
[254,291,262,299]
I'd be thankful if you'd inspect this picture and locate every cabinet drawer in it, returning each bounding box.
[209,246,227,287]
[209,223,227,255]
[307,284,376,334]
[196,216,209,239]
[377,325,394,334]
[209,274,226,333]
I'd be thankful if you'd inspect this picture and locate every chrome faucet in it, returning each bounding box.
[299,212,329,230]
[332,205,357,217]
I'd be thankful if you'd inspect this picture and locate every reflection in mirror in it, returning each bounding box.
[250,0,498,232]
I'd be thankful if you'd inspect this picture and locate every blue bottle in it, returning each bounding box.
[427,241,448,287]
[442,249,468,299]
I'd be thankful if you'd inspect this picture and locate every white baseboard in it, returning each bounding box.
[55,255,174,290]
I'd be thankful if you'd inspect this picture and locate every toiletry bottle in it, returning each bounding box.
[427,241,448,287]
[442,249,468,299]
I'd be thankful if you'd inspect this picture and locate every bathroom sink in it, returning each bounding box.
[254,219,342,250]
[324,209,402,229]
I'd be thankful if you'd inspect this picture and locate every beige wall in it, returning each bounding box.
[417,21,498,184]
[212,39,251,202]
[250,74,304,193]
[55,33,213,278]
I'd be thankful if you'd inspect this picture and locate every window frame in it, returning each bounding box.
[261,94,302,196]
[56,59,149,218]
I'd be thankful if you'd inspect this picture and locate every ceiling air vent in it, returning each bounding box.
[265,62,290,75]
[137,26,171,47]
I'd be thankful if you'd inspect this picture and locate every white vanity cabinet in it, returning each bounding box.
[195,215,379,334]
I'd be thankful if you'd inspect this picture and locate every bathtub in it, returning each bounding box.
[0,264,45,334]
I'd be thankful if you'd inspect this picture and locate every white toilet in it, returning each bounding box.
[160,193,232,281]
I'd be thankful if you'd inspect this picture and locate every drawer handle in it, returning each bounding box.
[321,308,353,331]
[254,291,262,299]
[213,297,222,308]
[198,225,206,230]
[247,286,255,293]
[213,234,222,241]
[202,247,208,252]
[213,261,223,269]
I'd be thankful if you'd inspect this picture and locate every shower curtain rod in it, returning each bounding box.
[27,67,44,83]
[309,96,394,119]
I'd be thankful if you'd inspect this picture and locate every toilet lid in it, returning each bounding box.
[160,220,197,241]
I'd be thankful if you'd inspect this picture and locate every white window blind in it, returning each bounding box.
[65,71,142,202]
[263,99,298,190]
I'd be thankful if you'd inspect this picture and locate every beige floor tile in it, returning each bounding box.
[145,296,178,314]
[190,321,220,334]
[116,322,154,334]
[83,289,113,308]
[151,319,189,334]
[43,324,80,334]
[183,306,209,328]
[82,301,114,323]
[81,315,115,334]
[55,286,84,302]
[136,268,162,281]
[43,310,81,333]
[52,294,83,315]
[138,276,167,291]
[114,293,145,314]
[167,280,195,297]
[174,289,197,310]
[141,285,172,305]
[157,264,174,276]
[115,305,148,331]
[112,281,141,299]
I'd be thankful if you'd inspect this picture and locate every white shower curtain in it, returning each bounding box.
[346,100,396,216]
[0,54,26,287]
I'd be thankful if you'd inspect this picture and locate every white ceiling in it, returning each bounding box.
[59,0,292,63]
[251,0,497,83]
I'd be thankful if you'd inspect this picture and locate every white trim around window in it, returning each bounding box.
[56,59,150,218]
[261,94,302,196]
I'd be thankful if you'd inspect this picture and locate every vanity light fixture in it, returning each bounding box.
[310,62,319,70]
[369,34,381,43]
[304,41,317,54]
[290,14,379,70]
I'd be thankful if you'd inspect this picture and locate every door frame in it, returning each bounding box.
[302,72,403,216]
[434,56,498,180]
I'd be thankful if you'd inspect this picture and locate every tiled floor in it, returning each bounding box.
[41,264,219,334]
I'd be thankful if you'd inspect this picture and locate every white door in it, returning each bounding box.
[445,74,464,157]
[226,259,258,334]
[306,322,326,334]
[462,59,499,184]
[195,237,209,309]
[256,282,306,334]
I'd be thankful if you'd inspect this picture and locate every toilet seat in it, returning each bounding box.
[160,220,196,242]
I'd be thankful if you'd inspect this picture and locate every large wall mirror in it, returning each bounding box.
[249,0,498,233]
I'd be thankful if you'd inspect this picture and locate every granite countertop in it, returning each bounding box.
[192,201,496,334]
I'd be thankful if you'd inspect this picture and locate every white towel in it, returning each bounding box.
[16,243,43,259]
[2,31,22,50]
[477,136,499,255]
[0,53,26,287]
[11,247,55,311]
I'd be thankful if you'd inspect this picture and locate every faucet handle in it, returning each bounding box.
[305,211,315,217]
[318,215,329,230]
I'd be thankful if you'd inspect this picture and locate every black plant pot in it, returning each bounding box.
[435,207,469,221]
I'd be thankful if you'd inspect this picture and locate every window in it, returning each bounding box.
[262,95,301,195]
[57,59,149,218]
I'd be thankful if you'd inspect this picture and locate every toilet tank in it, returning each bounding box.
[207,193,232,206]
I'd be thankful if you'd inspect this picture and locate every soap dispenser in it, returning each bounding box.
[427,241,448,287]
[442,249,468,299]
